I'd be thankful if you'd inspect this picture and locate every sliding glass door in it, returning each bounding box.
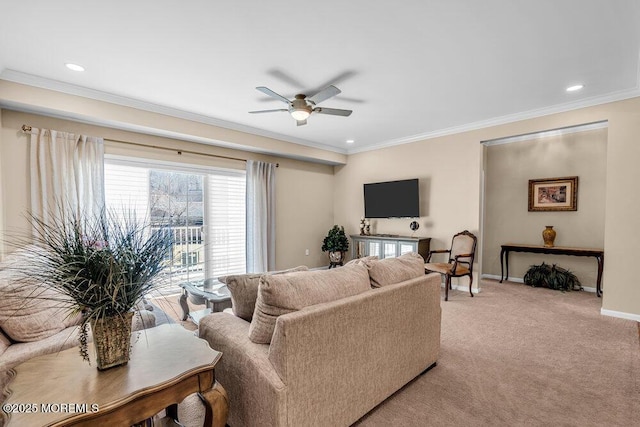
[104,157,246,293]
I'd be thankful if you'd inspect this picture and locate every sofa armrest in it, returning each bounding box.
[198,312,287,427]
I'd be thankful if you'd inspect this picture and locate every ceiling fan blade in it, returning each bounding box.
[249,109,288,114]
[307,85,341,105]
[314,107,352,117]
[296,119,307,126]
[256,86,291,104]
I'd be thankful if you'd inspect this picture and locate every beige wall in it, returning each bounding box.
[334,133,483,292]
[0,110,334,269]
[602,102,640,317]
[482,128,607,287]
[336,97,640,318]
[0,108,3,235]
[334,135,482,242]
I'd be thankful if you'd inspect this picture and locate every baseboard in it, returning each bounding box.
[451,283,480,294]
[481,274,596,293]
[437,281,480,294]
[600,308,640,322]
[482,274,522,283]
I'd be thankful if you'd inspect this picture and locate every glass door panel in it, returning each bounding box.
[383,242,397,258]
[368,241,380,257]
[399,243,415,255]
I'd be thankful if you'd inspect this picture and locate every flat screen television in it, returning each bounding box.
[364,178,420,218]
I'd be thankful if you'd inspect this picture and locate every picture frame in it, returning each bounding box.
[528,176,578,212]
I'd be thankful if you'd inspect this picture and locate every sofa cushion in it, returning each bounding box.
[368,252,425,288]
[223,266,308,321]
[344,255,379,267]
[248,264,371,344]
[0,248,73,342]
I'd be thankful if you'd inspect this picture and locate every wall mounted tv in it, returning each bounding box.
[364,178,420,218]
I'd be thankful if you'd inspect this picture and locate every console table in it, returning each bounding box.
[500,244,605,297]
[351,234,430,260]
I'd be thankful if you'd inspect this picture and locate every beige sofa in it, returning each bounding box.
[199,253,442,427]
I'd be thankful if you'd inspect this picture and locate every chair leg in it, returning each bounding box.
[469,274,474,298]
[445,275,450,301]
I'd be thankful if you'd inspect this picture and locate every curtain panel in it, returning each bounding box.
[246,160,276,273]
[29,128,105,228]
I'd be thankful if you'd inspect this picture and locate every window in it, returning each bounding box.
[104,158,246,292]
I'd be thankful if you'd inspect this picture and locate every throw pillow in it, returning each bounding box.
[248,264,371,344]
[368,252,425,288]
[0,247,72,342]
[224,266,308,321]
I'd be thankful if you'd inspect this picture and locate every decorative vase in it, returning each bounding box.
[542,226,556,247]
[329,251,344,264]
[328,250,345,268]
[90,311,134,370]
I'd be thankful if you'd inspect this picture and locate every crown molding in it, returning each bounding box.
[0,70,348,156]
[481,121,609,146]
[346,87,640,154]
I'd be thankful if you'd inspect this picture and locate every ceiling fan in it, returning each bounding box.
[249,85,352,126]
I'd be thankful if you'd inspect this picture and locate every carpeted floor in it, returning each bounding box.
[354,279,640,426]
[151,279,639,426]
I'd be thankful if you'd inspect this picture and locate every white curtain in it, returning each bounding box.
[246,160,276,273]
[30,128,105,228]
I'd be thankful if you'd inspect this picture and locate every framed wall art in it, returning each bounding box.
[528,176,578,211]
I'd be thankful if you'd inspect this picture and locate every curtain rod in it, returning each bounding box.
[20,124,278,167]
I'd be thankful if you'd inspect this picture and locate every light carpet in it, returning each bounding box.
[354,279,639,426]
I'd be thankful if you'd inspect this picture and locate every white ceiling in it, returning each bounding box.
[1,1,639,155]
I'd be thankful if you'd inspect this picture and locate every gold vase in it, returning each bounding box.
[542,226,556,247]
[90,311,134,370]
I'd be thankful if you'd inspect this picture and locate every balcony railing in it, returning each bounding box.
[151,225,203,245]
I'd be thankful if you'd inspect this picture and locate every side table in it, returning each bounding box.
[180,281,232,325]
[2,324,228,427]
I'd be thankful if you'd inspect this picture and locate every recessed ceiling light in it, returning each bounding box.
[566,84,584,92]
[65,63,85,72]
[346,139,355,144]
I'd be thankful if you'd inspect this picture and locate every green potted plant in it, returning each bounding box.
[321,225,350,267]
[3,205,172,369]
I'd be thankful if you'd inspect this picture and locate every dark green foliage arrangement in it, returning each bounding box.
[523,262,583,291]
[2,205,172,362]
[321,225,349,252]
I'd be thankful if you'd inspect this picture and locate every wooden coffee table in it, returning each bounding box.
[2,324,228,426]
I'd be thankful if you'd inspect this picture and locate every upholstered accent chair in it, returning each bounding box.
[424,230,477,301]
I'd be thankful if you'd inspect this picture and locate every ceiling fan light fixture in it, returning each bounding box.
[290,108,311,121]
